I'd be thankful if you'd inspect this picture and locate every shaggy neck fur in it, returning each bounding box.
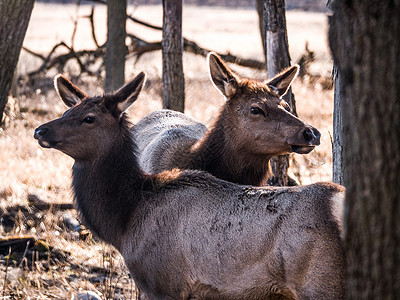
[72,118,145,250]
[190,109,272,186]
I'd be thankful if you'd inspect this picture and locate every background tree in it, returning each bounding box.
[261,0,297,186]
[0,0,35,125]
[256,0,266,57]
[329,1,400,298]
[327,0,344,185]
[162,0,185,112]
[104,0,126,92]
[332,70,344,184]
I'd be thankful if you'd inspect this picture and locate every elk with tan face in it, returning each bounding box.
[34,73,344,299]
[133,53,321,186]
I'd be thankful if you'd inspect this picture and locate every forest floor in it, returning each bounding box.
[0,3,334,299]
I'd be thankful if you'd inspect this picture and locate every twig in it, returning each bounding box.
[22,46,45,60]
[71,19,78,50]
[70,0,81,50]
[127,15,162,31]
[67,44,94,76]
[85,6,101,48]
[328,130,334,149]
[18,240,31,268]
[2,247,11,297]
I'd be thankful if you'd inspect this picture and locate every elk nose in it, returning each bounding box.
[34,127,48,139]
[303,127,321,145]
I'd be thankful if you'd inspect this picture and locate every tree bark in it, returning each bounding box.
[162,0,185,112]
[332,69,344,185]
[0,0,35,125]
[104,0,126,93]
[329,1,400,298]
[262,0,296,186]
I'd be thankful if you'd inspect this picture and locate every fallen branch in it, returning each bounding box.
[0,236,36,254]
[21,4,266,91]
[126,34,266,69]
[27,194,75,210]
[23,45,104,79]
[3,201,75,214]
[127,34,161,59]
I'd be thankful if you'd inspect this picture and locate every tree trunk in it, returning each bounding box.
[104,0,126,93]
[162,0,185,112]
[0,0,35,125]
[332,69,344,185]
[256,0,266,57]
[262,0,296,186]
[329,1,400,298]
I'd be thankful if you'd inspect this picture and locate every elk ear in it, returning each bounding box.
[267,65,299,98]
[54,74,87,107]
[208,52,238,98]
[112,72,146,114]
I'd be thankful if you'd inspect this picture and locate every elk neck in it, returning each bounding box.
[72,122,145,250]
[190,111,272,186]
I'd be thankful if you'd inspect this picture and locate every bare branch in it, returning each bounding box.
[21,5,265,91]
[24,42,71,76]
[127,34,161,58]
[21,46,45,60]
[70,0,82,50]
[183,38,266,69]
[127,33,266,69]
[125,12,266,69]
[24,44,104,79]
[127,15,162,31]
[84,6,101,48]
[87,0,107,4]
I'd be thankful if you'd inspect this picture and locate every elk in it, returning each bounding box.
[34,73,345,299]
[133,53,321,186]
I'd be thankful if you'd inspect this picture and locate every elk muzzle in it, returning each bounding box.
[34,124,59,148]
[289,126,321,154]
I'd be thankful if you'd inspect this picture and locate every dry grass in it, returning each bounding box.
[1,3,333,299]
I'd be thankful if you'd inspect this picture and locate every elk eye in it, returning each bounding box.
[83,116,95,124]
[250,107,265,117]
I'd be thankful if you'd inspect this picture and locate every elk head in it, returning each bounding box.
[208,52,320,157]
[34,73,146,162]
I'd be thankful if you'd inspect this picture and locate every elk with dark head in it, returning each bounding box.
[133,53,321,186]
[34,73,344,299]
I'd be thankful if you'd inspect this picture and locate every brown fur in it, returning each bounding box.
[34,73,345,299]
[134,53,321,186]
